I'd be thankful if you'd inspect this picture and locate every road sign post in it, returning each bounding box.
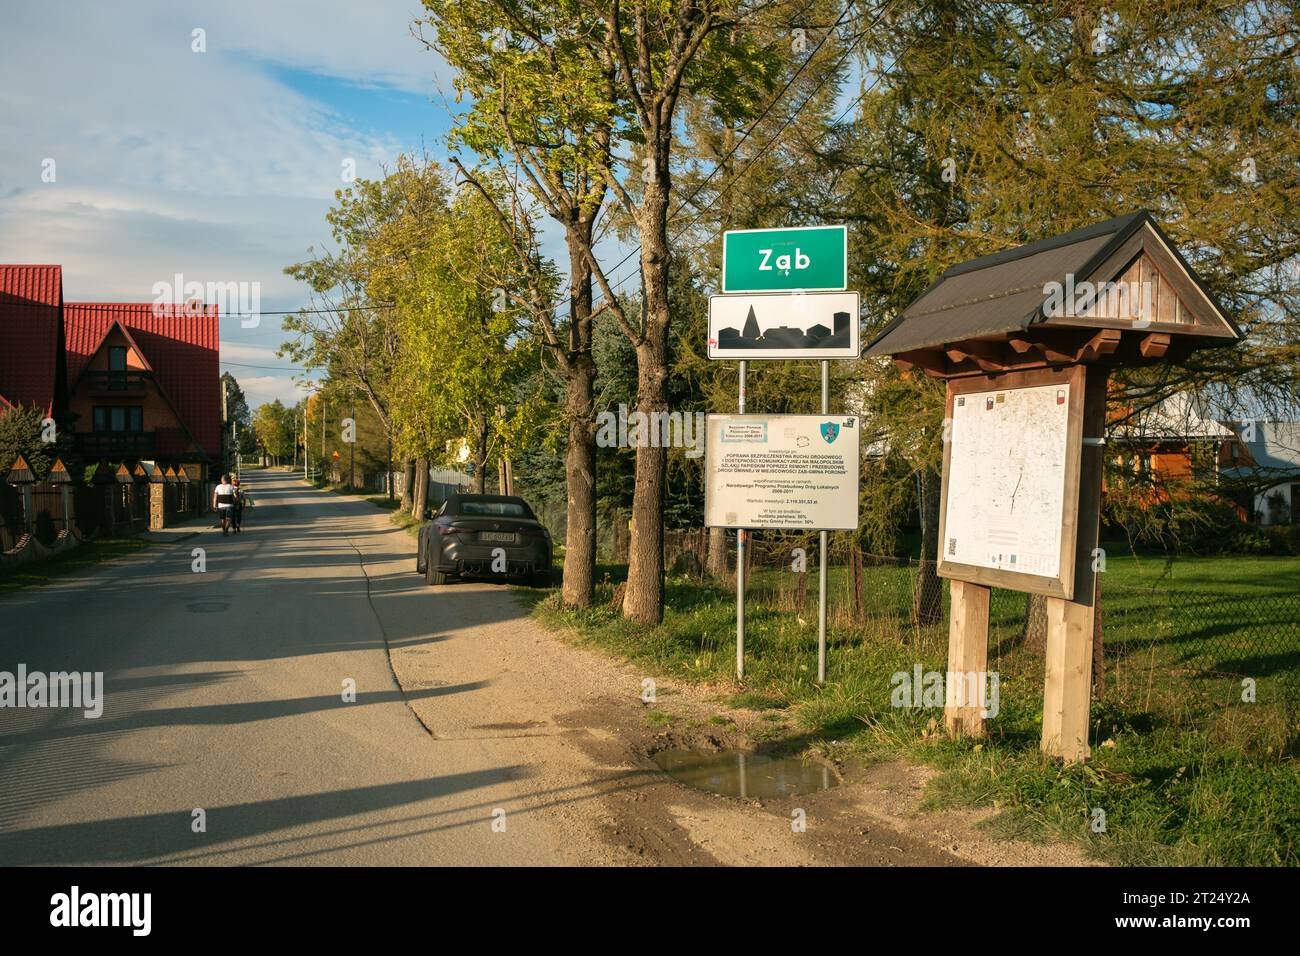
[736,361,747,681]
[819,360,829,684]
[708,224,857,684]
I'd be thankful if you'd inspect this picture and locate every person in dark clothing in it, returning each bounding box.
[231,477,245,533]
[213,474,236,535]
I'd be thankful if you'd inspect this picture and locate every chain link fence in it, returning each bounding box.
[658,528,1300,708]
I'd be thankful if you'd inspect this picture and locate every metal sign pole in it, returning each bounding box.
[736,359,747,681]
[818,359,829,684]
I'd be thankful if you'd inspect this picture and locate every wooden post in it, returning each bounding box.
[944,578,990,738]
[1041,365,1109,762]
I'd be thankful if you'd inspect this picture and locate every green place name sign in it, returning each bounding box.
[722,225,847,293]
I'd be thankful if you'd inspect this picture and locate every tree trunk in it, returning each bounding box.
[623,334,669,624]
[913,468,944,626]
[562,350,598,607]
[1021,592,1048,653]
[852,542,865,624]
[707,526,728,577]
[473,414,488,494]
[400,458,415,512]
[622,173,671,625]
[412,458,428,519]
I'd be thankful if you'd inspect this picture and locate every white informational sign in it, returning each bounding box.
[705,414,860,530]
[941,382,1074,581]
[708,291,860,360]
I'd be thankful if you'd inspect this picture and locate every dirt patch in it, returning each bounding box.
[372,546,1093,865]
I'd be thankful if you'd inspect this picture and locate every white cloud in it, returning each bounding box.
[220,343,288,365]
[237,374,313,408]
[0,0,449,374]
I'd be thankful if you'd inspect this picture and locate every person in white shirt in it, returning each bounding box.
[212,474,236,536]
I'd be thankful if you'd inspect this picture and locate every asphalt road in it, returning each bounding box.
[0,469,597,866]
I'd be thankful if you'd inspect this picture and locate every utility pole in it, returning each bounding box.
[736,360,746,680]
[350,403,356,490]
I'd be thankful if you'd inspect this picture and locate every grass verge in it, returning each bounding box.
[528,555,1299,866]
[0,537,151,596]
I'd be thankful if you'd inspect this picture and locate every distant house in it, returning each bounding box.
[1109,391,1237,485]
[0,263,222,492]
[64,302,221,483]
[1220,420,1300,525]
[1109,391,1300,525]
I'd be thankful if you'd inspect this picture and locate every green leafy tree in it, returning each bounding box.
[420,0,621,607]
[251,400,296,465]
[0,405,60,478]
[390,180,544,492]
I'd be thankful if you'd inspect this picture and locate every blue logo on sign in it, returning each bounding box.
[820,422,839,443]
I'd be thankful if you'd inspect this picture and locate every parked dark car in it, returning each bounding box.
[416,493,552,587]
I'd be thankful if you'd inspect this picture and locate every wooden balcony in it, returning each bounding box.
[85,371,150,395]
[76,431,156,457]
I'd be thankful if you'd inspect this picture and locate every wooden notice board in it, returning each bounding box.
[937,365,1086,599]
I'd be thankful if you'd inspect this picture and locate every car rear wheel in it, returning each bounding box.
[529,569,551,588]
[425,559,447,586]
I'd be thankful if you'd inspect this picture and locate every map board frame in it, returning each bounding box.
[936,365,1086,600]
[704,413,860,531]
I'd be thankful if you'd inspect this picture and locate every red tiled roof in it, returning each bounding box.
[78,318,157,373]
[0,265,64,415]
[65,302,221,458]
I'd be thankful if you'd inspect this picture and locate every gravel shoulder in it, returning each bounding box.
[358,501,1096,867]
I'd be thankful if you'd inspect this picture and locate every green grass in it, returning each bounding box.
[532,552,1299,866]
[0,537,151,595]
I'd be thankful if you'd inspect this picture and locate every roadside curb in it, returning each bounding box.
[138,524,214,546]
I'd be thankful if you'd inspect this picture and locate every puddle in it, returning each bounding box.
[652,748,839,800]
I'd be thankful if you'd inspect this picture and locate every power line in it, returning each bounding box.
[579,0,868,311]
[220,360,311,372]
[0,300,395,318]
[589,0,901,310]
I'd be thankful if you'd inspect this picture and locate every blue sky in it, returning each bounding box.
[0,0,460,408]
[0,1,846,411]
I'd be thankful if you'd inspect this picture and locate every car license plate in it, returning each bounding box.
[479,531,516,543]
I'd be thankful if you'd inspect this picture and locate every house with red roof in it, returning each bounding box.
[63,302,221,482]
[0,265,222,489]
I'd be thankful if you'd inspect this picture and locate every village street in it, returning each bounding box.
[0,470,1010,867]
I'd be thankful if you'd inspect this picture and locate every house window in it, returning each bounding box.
[109,346,128,371]
[93,406,143,432]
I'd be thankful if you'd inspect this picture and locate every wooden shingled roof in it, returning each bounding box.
[864,212,1239,378]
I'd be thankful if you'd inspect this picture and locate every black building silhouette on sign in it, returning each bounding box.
[717,304,853,351]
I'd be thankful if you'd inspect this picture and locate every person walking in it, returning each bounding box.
[213,474,236,535]
[231,476,245,533]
